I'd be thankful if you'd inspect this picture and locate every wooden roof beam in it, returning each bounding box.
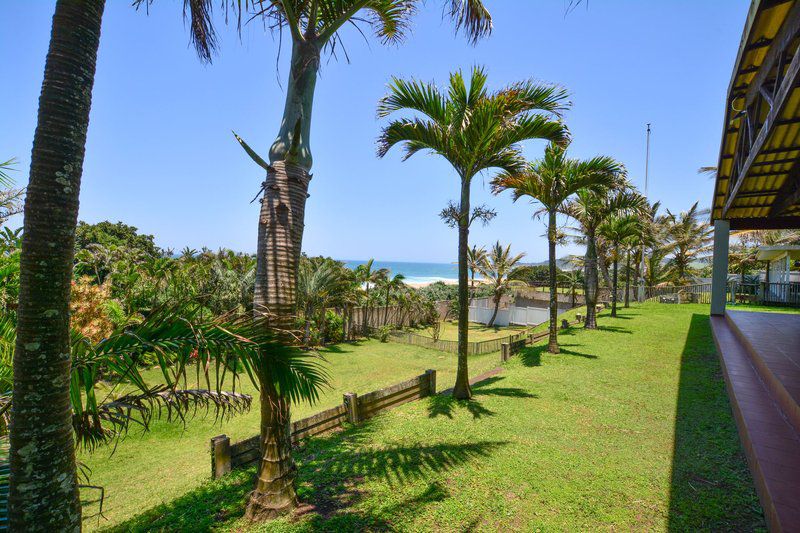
[723,41,800,218]
[770,161,800,215]
[729,215,800,229]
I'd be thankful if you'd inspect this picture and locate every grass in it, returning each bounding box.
[103,303,764,531]
[727,302,800,314]
[79,339,502,530]
[408,321,528,342]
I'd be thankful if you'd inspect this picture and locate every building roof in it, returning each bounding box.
[712,0,800,230]
[756,244,800,260]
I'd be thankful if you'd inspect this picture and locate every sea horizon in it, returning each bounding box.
[341,259,460,285]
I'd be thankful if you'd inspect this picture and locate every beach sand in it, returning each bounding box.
[406,279,459,289]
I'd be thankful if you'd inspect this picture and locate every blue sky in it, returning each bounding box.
[1,1,747,263]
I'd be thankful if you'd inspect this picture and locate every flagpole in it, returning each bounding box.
[638,123,651,302]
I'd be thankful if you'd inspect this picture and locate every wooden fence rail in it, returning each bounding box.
[210,370,436,479]
[388,328,533,356]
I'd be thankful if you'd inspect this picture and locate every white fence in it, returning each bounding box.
[469,298,563,327]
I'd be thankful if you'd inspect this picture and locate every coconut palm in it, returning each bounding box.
[599,215,640,317]
[297,258,350,344]
[9,1,105,529]
[664,202,713,283]
[467,245,487,300]
[562,188,643,328]
[378,66,569,399]
[493,143,623,353]
[479,242,526,327]
[558,269,583,308]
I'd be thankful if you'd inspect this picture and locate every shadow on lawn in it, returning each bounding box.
[106,419,507,532]
[427,376,537,419]
[667,313,764,531]
[518,341,598,367]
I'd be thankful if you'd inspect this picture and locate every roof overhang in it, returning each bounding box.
[712,0,800,230]
[756,244,800,260]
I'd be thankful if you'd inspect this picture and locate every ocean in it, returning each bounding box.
[341,260,460,285]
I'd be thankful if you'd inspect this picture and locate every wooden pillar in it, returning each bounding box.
[711,219,730,316]
[210,434,231,479]
[501,343,510,362]
[343,392,360,424]
[425,369,436,396]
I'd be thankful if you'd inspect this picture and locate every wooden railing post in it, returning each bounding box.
[425,369,436,396]
[501,342,510,362]
[211,434,231,479]
[344,392,360,424]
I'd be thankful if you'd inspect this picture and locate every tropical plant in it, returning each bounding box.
[599,215,640,317]
[467,245,487,300]
[354,258,388,334]
[479,242,526,326]
[380,273,407,325]
[562,187,643,329]
[493,143,623,353]
[9,1,105,529]
[664,202,713,283]
[558,269,583,308]
[297,257,350,345]
[378,66,569,399]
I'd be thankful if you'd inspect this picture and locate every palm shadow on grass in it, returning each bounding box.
[518,341,598,367]
[427,376,537,419]
[105,418,507,533]
[667,313,764,531]
[597,324,633,334]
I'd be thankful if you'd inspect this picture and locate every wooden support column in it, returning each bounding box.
[425,369,436,396]
[210,435,231,479]
[711,219,731,316]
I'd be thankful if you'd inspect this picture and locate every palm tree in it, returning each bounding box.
[562,187,642,328]
[664,202,713,283]
[354,259,388,334]
[479,242,526,327]
[381,273,406,325]
[467,245,487,301]
[297,258,349,345]
[558,268,583,308]
[149,1,494,518]
[599,215,640,317]
[493,143,622,353]
[378,66,569,399]
[9,1,105,529]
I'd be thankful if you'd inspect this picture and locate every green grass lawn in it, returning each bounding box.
[409,320,529,342]
[727,302,800,314]
[104,303,764,531]
[80,340,502,530]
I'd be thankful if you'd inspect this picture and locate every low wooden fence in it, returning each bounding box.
[388,328,533,356]
[500,315,585,362]
[210,370,436,479]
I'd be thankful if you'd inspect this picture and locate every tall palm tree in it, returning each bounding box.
[664,202,713,283]
[493,143,622,353]
[562,187,642,329]
[354,259,388,334]
[9,1,105,529]
[381,273,406,325]
[467,245,487,300]
[479,242,526,327]
[148,0,494,518]
[599,215,640,317]
[378,66,569,399]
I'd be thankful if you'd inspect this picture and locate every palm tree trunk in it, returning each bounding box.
[487,295,500,327]
[452,178,472,400]
[10,1,105,529]
[611,249,619,318]
[384,286,390,325]
[624,248,631,308]
[249,39,320,519]
[547,210,560,353]
[584,227,599,329]
[598,247,612,288]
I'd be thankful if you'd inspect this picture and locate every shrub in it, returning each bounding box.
[377,325,392,343]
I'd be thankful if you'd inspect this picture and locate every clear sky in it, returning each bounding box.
[1,1,748,263]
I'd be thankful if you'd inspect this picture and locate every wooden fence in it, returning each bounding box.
[387,328,533,356]
[210,370,436,479]
[500,315,584,362]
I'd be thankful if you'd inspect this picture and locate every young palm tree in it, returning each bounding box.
[562,187,642,328]
[378,66,569,399]
[354,259,388,334]
[664,202,713,283]
[493,143,622,353]
[558,268,583,308]
[479,242,526,327]
[381,273,406,325]
[9,1,105,529]
[599,215,640,317]
[467,245,488,301]
[297,258,349,344]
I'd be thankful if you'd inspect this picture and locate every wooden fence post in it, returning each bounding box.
[211,434,231,479]
[425,369,436,396]
[560,319,569,330]
[501,343,510,362]
[344,392,360,424]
